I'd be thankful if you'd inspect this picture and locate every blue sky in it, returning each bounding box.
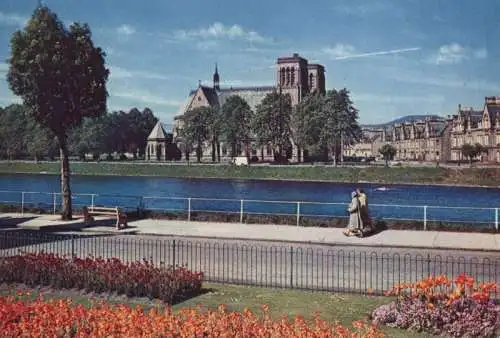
[0,0,499,125]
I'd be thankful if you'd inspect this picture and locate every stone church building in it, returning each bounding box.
[169,53,326,162]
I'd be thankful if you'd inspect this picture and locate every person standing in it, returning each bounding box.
[343,191,363,236]
[356,188,372,232]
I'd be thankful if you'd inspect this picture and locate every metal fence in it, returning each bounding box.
[0,190,499,230]
[0,231,498,296]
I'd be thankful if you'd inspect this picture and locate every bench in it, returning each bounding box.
[82,206,128,230]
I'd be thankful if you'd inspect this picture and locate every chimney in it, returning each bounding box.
[293,53,299,58]
[458,104,461,111]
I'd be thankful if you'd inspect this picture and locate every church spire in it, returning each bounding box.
[213,62,220,91]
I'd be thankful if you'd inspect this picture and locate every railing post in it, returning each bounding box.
[240,199,244,223]
[423,205,427,231]
[290,246,294,288]
[172,239,176,267]
[53,192,57,214]
[91,194,95,209]
[495,208,499,231]
[21,192,25,215]
[296,202,301,226]
[187,198,191,221]
[71,234,75,259]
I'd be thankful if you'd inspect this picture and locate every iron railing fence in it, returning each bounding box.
[0,190,498,231]
[0,231,498,297]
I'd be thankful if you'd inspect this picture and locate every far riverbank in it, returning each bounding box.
[0,161,499,188]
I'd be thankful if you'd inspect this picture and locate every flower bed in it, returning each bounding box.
[371,274,500,337]
[0,252,203,302]
[0,294,384,337]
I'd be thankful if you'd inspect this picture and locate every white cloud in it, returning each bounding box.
[111,89,183,107]
[432,43,467,65]
[0,11,27,27]
[322,44,421,60]
[173,22,270,43]
[109,66,171,81]
[429,44,489,65]
[116,24,136,36]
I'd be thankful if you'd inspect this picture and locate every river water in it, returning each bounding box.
[0,173,499,226]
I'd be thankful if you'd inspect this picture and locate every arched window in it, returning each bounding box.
[280,68,285,86]
[290,67,295,85]
[286,67,290,85]
[309,73,314,89]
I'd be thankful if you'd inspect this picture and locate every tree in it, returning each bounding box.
[461,143,488,167]
[0,104,29,160]
[379,144,397,167]
[253,91,292,161]
[322,89,361,165]
[220,95,253,158]
[293,91,326,160]
[68,117,107,160]
[293,89,361,164]
[7,6,109,220]
[181,107,214,162]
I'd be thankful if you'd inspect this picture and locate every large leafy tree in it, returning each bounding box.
[7,6,109,220]
[293,91,327,159]
[253,91,292,161]
[220,95,253,158]
[181,106,214,162]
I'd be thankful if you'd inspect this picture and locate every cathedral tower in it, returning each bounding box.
[276,53,309,105]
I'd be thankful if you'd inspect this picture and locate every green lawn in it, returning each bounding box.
[0,283,431,338]
[0,161,499,187]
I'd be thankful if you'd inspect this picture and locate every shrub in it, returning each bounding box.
[0,294,385,337]
[371,274,500,337]
[0,252,203,302]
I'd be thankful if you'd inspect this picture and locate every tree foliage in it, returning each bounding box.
[253,91,292,161]
[461,143,488,166]
[220,95,253,157]
[379,144,397,166]
[180,107,214,162]
[0,104,160,161]
[293,89,361,163]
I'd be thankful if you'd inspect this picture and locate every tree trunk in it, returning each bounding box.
[57,135,72,221]
[216,140,221,162]
[211,136,216,162]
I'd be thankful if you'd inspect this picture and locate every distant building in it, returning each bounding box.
[171,53,326,163]
[449,97,500,162]
[145,121,172,161]
[345,117,451,162]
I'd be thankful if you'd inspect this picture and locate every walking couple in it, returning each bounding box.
[343,188,372,237]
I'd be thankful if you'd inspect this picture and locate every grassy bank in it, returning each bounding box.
[0,283,430,338]
[0,161,500,187]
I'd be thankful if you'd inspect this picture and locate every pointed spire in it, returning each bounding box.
[213,62,220,91]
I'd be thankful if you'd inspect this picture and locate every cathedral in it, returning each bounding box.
[147,53,326,162]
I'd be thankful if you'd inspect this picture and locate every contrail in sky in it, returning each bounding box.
[334,47,421,60]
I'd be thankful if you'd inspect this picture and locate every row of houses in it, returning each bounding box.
[344,96,500,163]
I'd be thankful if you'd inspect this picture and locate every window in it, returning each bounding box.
[266,145,272,156]
[290,67,295,85]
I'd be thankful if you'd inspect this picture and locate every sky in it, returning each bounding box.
[0,0,499,125]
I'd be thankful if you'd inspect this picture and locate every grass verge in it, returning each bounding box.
[0,161,500,187]
[0,282,431,337]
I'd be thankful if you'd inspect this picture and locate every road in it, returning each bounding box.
[1,231,498,295]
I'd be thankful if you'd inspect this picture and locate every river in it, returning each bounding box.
[0,173,499,226]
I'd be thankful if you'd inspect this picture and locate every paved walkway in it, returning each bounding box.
[1,213,499,252]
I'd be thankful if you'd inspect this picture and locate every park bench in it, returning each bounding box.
[82,206,128,230]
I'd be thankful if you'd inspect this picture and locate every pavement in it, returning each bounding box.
[0,212,499,252]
